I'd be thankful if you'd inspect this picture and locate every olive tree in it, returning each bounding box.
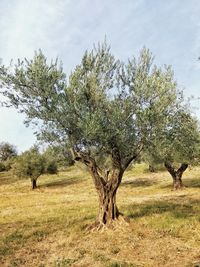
[13,146,45,189]
[164,111,200,189]
[0,142,17,161]
[0,43,182,226]
[0,142,17,171]
[144,109,200,189]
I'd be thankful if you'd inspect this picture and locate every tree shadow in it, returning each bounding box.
[160,177,200,189]
[126,198,200,219]
[122,178,157,187]
[184,178,200,188]
[39,177,80,189]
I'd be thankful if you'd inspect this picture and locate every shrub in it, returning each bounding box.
[45,160,58,174]
[0,162,6,172]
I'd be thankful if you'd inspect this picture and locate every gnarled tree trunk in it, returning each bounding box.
[31,179,37,189]
[97,186,119,224]
[73,149,136,226]
[92,168,123,225]
[164,162,188,189]
[72,146,138,227]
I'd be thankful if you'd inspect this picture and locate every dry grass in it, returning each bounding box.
[0,164,200,267]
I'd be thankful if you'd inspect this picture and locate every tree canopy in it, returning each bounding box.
[0,45,180,165]
[0,142,17,162]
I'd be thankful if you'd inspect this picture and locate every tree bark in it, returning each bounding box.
[164,162,188,190]
[32,179,37,189]
[94,169,123,225]
[97,186,119,224]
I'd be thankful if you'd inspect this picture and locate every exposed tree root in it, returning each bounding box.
[85,215,130,232]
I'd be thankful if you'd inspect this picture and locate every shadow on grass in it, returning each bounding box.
[126,198,200,219]
[122,178,157,187]
[160,177,200,189]
[39,177,81,189]
[184,178,200,188]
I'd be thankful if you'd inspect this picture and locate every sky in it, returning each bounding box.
[0,0,200,152]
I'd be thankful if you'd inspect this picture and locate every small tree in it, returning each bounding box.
[13,146,45,189]
[145,109,200,189]
[164,111,200,189]
[0,43,186,225]
[0,142,17,171]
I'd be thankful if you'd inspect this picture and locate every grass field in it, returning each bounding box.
[0,164,200,267]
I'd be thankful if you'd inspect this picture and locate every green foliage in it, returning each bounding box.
[144,108,200,167]
[0,142,17,162]
[43,146,74,169]
[12,146,45,181]
[0,142,17,172]
[45,160,58,174]
[3,158,15,171]
[0,162,6,172]
[166,110,200,164]
[0,42,194,172]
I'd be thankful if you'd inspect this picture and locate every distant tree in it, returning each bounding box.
[164,111,200,189]
[0,142,17,162]
[0,43,187,225]
[43,145,74,170]
[12,146,45,189]
[145,109,200,189]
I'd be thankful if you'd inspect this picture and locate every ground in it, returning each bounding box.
[0,164,200,267]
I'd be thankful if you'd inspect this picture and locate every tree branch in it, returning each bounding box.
[70,148,106,189]
[176,163,188,176]
[164,162,176,177]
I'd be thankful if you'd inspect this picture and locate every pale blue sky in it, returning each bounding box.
[0,0,200,152]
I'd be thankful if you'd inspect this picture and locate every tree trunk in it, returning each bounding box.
[32,179,37,189]
[164,162,188,190]
[149,165,156,172]
[172,176,183,190]
[97,187,119,225]
[90,166,123,226]
[72,148,136,226]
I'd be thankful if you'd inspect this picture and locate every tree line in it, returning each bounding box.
[0,42,199,226]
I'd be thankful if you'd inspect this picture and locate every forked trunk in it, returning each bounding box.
[164,162,188,190]
[32,179,37,190]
